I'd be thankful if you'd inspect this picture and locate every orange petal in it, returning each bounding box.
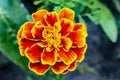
[32,10,48,25]
[44,12,59,26]
[57,48,77,65]
[71,44,87,62]
[41,49,57,65]
[59,8,75,20]
[61,37,72,51]
[46,45,54,52]
[37,41,48,48]
[68,62,77,71]
[60,18,74,36]
[28,62,50,75]
[52,62,70,74]
[57,56,61,62]
[68,29,87,47]
[18,39,36,56]
[25,44,43,63]
[53,22,61,32]
[74,23,87,31]
[31,21,44,39]
[22,22,35,39]
[17,26,23,39]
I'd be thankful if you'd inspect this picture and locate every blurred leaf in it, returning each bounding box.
[27,76,33,80]
[49,0,60,4]
[0,0,28,30]
[80,0,118,42]
[102,76,107,80]
[115,53,120,59]
[0,19,29,70]
[33,0,43,5]
[113,0,120,13]
[77,15,86,24]
[86,66,97,74]
[73,4,85,15]
[26,14,33,21]
[64,2,76,8]
[78,63,97,74]
[53,6,61,13]
[85,13,99,24]
[0,0,29,70]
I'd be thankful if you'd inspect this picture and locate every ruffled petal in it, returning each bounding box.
[17,26,23,39]
[52,62,70,74]
[46,45,54,52]
[22,22,35,39]
[59,8,75,20]
[74,23,87,31]
[44,12,59,26]
[53,22,61,32]
[57,56,61,62]
[57,48,77,65]
[32,9,48,25]
[41,49,57,65]
[28,62,50,75]
[68,29,87,47]
[37,41,48,48]
[25,44,43,63]
[18,39,36,56]
[68,62,76,71]
[61,37,72,51]
[60,18,74,36]
[71,44,87,62]
[31,21,44,39]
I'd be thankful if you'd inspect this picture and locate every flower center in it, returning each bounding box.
[42,26,61,49]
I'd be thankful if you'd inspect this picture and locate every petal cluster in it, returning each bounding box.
[17,8,88,75]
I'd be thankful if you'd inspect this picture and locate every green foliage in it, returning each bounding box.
[53,6,62,13]
[113,0,120,13]
[78,63,97,74]
[0,0,29,70]
[27,76,33,80]
[79,0,118,43]
[33,0,118,43]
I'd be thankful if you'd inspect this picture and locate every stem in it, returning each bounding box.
[56,74,60,80]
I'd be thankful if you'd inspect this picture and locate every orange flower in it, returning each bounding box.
[17,8,88,75]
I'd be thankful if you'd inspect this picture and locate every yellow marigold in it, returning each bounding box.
[17,8,88,75]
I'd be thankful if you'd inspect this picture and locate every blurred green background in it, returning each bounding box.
[0,0,120,80]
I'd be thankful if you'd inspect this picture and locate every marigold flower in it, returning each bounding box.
[17,8,88,75]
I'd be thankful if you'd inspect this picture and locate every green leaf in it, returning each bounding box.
[80,0,118,42]
[26,14,33,21]
[64,2,76,8]
[49,0,60,4]
[53,6,61,13]
[0,19,29,70]
[85,13,99,24]
[0,0,29,30]
[27,76,33,80]
[98,6,118,43]
[77,15,86,24]
[33,0,43,5]
[113,0,120,12]
[0,0,29,70]
[73,4,85,15]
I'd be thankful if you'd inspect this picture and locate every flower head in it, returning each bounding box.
[17,8,88,75]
